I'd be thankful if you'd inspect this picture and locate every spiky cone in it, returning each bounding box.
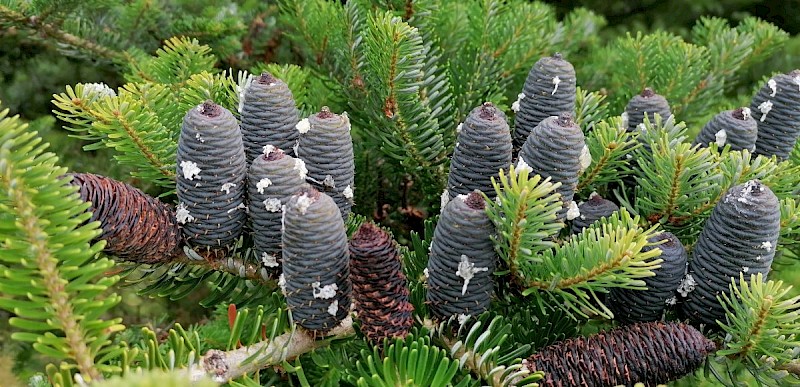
[570,193,619,234]
[693,107,758,151]
[247,147,307,273]
[426,191,495,319]
[296,106,355,219]
[240,72,301,163]
[749,70,800,159]
[625,88,672,133]
[176,100,247,248]
[282,186,352,332]
[512,53,577,149]
[68,173,181,264]
[608,232,687,324]
[348,222,414,345]
[447,102,512,201]
[682,180,780,326]
[518,113,585,222]
[525,321,715,386]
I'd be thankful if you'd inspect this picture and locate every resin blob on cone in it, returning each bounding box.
[749,70,800,159]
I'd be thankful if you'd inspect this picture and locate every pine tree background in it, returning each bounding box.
[1,0,800,386]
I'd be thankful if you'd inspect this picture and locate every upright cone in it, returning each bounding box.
[693,107,758,151]
[682,180,780,326]
[427,191,495,319]
[176,100,246,248]
[518,113,585,222]
[625,88,672,133]
[69,173,181,264]
[512,53,577,149]
[240,72,301,163]
[296,107,355,219]
[570,193,619,234]
[282,186,351,332]
[608,232,687,324]
[447,102,512,200]
[749,70,800,160]
[349,222,414,345]
[247,147,306,274]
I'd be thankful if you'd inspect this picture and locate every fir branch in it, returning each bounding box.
[188,316,355,383]
[0,4,124,61]
[520,209,662,318]
[0,109,124,381]
[577,117,637,193]
[718,274,800,381]
[486,166,563,280]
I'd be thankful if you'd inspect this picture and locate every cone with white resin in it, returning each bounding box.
[625,88,672,133]
[512,53,577,149]
[681,180,780,326]
[749,70,800,159]
[693,107,758,151]
[518,112,586,222]
[447,102,512,200]
[240,72,301,163]
[176,100,246,248]
[282,186,352,332]
[608,232,687,324]
[426,191,495,319]
[296,107,355,219]
[247,147,307,274]
[570,193,620,234]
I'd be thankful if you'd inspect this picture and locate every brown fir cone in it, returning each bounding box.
[349,222,414,345]
[525,321,715,387]
[68,173,182,264]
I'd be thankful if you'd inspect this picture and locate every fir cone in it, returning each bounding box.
[749,70,800,160]
[570,193,620,234]
[426,191,495,319]
[282,186,352,332]
[692,107,758,151]
[246,147,307,273]
[447,102,512,200]
[512,53,577,149]
[296,107,355,219]
[518,113,585,222]
[349,222,414,345]
[625,88,672,133]
[682,180,780,326]
[608,232,687,324]
[240,72,301,163]
[69,173,181,264]
[176,100,247,248]
[526,321,715,387]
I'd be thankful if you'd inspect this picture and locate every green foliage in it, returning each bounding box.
[0,108,124,381]
[347,334,462,387]
[486,166,564,274]
[92,370,216,387]
[717,274,800,385]
[520,209,663,318]
[577,116,638,195]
